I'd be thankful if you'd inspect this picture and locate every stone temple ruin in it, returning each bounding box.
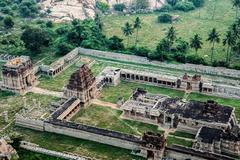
[63,64,97,106]
[1,56,37,94]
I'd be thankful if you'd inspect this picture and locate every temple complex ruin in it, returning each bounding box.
[63,64,97,106]
[193,126,240,157]
[121,88,237,133]
[0,138,18,160]
[1,56,37,94]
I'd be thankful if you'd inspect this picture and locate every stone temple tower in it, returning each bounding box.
[1,56,37,95]
[63,64,97,106]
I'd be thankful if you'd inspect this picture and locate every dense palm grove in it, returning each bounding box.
[0,0,239,68]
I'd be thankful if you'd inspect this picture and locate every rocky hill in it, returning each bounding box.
[40,0,165,22]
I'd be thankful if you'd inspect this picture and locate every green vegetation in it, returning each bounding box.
[167,136,193,147]
[18,149,65,160]
[14,127,145,160]
[100,81,184,103]
[169,131,195,139]
[102,0,239,67]
[71,105,163,135]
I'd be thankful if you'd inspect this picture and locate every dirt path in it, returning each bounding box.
[92,99,120,110]
[29,87,63,98]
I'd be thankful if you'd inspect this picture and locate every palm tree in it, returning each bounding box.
[232,0,240,18]
[122,22,134,48]
[207,28,220,64]
[190,34,203,55]
[223,31,237,65]
[134,17,142,46]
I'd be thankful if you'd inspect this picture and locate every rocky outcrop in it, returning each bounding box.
[102,0,165,10]
[40,0,96,22]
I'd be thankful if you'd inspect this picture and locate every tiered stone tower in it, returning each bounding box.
[63,64,97,106]
[1,56,37,95]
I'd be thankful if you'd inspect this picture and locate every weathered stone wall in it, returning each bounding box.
[44,122,139,150]
[78,47,240,79]
[15,114,44,131]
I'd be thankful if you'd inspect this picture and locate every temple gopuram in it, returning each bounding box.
[1,56,36,95]
[63,64,97,106]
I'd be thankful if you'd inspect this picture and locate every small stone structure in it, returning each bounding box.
[39,48,79,77]
[1,56,37,94]
[121,88,237,133]
[63,65,97,106]
[193,125,240,157]
[0,138,18,160]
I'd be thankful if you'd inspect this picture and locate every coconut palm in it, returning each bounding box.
[122,22,134,48]
[134,17,142,46]
[190,34,203,55]
[223,31,237,65]
[232,0,240,18]
[207,28,220,64]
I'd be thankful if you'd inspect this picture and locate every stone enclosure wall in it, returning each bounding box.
[78,47,240,79]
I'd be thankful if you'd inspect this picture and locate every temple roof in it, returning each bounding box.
[66,64,95,92]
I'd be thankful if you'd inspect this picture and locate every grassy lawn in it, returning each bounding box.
[102,0,239,64]
[0,91,59,128]
[169,131,195,139]
[100,81,185,103]
[167,136,193,148]
[71,105,163,136]
[14,127,145,160]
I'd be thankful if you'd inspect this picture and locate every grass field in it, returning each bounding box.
[100,81,185,103]
[71,104,162,135]
[18,149,65,160]
[14,127,144,160]
[167,136,193,148]
[102,0,238,64]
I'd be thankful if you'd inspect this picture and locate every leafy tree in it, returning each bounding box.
[113,3,126,12]
[223,30,237,64]
[134,17,142,46]
[96,1,109,13]
[56,42,74,56]
[189,0,205,8]
[122,22,134,48]
[190,34,203,55]
[19,0,39,17]
[94,14,103,31]
[108,36,124,50]
[46,20,54,28]
[21,27,51,52]
[175,38,189,53]
[207,28,220,64]
[156,38,171,61]
[3,16,14,29]
[232,0,240,18]
[166,26,177,48]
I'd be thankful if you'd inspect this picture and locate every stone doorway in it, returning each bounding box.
[186,82,192,90]
[147,150,154,160]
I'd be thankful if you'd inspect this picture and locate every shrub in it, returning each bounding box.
[158,13,172,23]
[3,16,14,29]
[212,60,228,67]
[135,0,149,9]
[174,1,195,12]
[173,52,186,63]
[155,4,173,12]
[189,0,205,8]
[186,54,206,64]
[108,36,124,50]
[129,46,150,57]
[96,1,109,13]
[46,21,54,28]
[56,42,74,56]
[113,3,126,12]
[175,38,189,53]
